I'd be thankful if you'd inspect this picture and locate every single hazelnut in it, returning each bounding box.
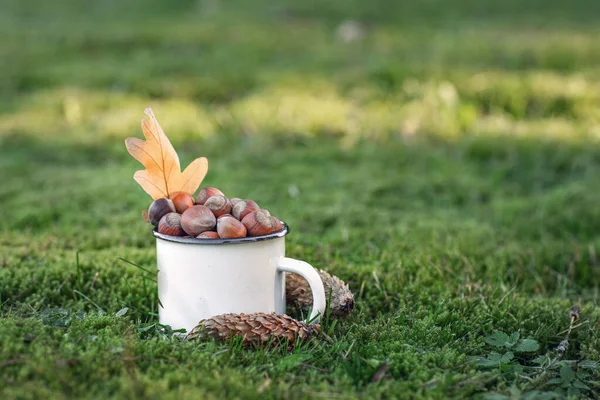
[180,205,216,236]
[148,198,176,226]
[171,192,194,214]
[204,195,232,218]
[217,215,247,239]
[271,216,283,232]
[241,210,278,237]
[158,213,185,236]
[195,187,224,205]
[232,200,260,221]
[230,198,242,206]
[197,231,220,239]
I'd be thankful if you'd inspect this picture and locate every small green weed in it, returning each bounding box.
[475,307,600,399]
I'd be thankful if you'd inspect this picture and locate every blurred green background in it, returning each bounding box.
[3,0,600,143]
[2,1,600,399]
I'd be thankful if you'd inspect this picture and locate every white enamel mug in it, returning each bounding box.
[154,224,326,333]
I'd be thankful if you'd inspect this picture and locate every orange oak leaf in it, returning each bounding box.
[125,108,208,200]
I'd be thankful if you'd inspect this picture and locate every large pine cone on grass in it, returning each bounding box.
[286,269,355,316]
[187,312,320,350]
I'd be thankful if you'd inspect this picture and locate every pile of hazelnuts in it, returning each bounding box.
[147,187,283,239]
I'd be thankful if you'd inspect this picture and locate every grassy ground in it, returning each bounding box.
[1,0,600,398]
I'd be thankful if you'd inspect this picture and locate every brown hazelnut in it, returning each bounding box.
[217,215,247,239]
[148,198,176,226]
[271,216,283,232]
[195,187,224,205]
[204,195,232,218]
[158,213,185,236]
[197,231,220,239]
[180,205,216,236]
[241,210,278,237]
[232,200,260,221]
[171,192,194,214]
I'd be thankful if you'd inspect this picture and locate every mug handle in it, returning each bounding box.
[276,257,326,324]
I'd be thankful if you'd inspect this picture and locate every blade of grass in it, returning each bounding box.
[117,257,156,278]
[73,290,105,312]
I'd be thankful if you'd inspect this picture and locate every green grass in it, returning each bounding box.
[1,0,600,398]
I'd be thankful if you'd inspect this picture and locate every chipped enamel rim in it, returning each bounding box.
[153,222,289,245]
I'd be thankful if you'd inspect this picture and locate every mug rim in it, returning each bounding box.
[153,222,289,245]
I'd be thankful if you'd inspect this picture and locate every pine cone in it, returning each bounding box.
[187,312,320,350]
[286,269,354,316]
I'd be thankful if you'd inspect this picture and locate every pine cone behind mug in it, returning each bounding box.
[286,269,355,316]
